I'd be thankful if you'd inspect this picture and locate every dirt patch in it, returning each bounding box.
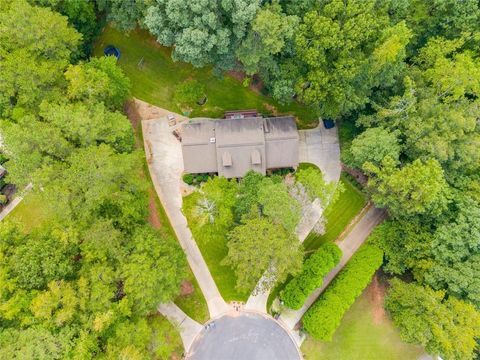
[148,191,162,229]
[180,280,194,296]
[369,272,387,325]
[226,70,264,95]
[342,164,368,186]
[263,102,279,116]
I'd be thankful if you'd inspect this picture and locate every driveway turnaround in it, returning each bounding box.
[298,123,341,182]
[187,312,301,360]
[142,117,229,318]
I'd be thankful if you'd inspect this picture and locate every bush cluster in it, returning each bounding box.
[302,244,383,340]
[281,242,342,309]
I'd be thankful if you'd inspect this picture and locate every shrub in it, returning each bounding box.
[281,242,342,309]
[0,194,6,205]
[302,244,383,340]
[183,174,194,185]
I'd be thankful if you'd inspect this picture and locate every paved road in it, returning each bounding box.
[142,118,229,318]
[279,206,386,329]
[187,312,301,360]
[158,302,203,352]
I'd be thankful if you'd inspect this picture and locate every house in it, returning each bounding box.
[181,115,299,178]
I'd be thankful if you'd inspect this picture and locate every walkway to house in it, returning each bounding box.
[279,206,387,330]
[246,123,341,313]
[158,302,203,352]
[0,183,32,222]
[142,116,229,319]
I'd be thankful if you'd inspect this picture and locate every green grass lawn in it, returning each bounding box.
[301,280,424,360]
[8,192,52,231]
[303,173,366,252]
[93,26,318,129]
[267,173,366,311]
[183,192,250,302]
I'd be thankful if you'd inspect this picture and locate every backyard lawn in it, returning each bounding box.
[301,275,425,360]
[93,26,318,129]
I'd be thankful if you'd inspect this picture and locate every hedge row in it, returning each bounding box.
[281,242,342,309]
[302,244,384,340]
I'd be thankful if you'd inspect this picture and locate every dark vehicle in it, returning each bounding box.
[104,45,121,60]
[322,118,335,129]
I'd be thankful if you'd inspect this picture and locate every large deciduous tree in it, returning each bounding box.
[223,217,302,292]
[386,279,480,360]
[0,0,81,116]
[364,157,449,218]
[293,0,412,118]
[144,0,259,69]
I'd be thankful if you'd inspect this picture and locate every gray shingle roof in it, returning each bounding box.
[181,116,298,178]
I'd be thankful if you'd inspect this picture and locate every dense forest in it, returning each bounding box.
[0,0,479,359]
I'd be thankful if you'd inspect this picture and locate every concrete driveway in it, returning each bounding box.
[142,117,229,318]
[299,123,341,183]
[187,312,301,360]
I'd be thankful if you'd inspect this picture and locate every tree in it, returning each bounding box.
[173,79,205,111]
[223,217,303,292]
[385,279,480,360]
[144,0,259,69]
[281,242,342,309]
[0,326,75,359]
[258,178,301,234]
[364,157,449,218]
[293,1,411,117]
[303,244,383,340]
[121,227,186,316]
[39,101,134,152]
[234,170,264,221]
[346,127,401,169]
[98,0,147,32]
[36,145,148,229]
[65,56,131,110]
[0,0,81,116]
[358,38,480,177]
[237,1,298,75]
[295,166,338,206]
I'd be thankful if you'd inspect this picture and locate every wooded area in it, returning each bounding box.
[0,0,479,359]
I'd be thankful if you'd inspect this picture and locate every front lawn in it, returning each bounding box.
[301,275,425,360]
[182,192,250,302]
[93,26,318,129]
[303,173,366,251]
[267,173,366,310]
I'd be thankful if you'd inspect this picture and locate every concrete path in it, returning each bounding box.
[158,302,203,352]
[246,123,342,314]
[299,123,341,182]
[279,206,386,330]
[142,118,229,318]
[0,183,32,222]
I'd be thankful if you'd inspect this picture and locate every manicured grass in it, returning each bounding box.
[174,269,210,324]
[303,173,366,252]
[300,281,424,360]
[183,192,250,302]
[93,26,318,129]
[8,192,52,231]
